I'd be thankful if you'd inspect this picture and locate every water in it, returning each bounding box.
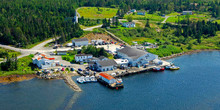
[0,51,220,110]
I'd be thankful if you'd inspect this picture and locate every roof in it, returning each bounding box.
[73,38,88,42]
[97,59,117,67]
[98,56,107,60]
[123,22,135,25]
[99,73,115,80]
[75,54,93,57]
[137,11,145,13]
[117,46,148,59]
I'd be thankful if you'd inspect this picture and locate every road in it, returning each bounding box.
[83,24,102,31]
[161,16,170,23]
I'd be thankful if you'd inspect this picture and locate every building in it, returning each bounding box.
[137,11,146,15]
[114,59,129,66]
[130,9,136,12]
[116,46,158,67]
[182,11,193,15]
[99,73,117,84]
[96,59,117,72]
[72,38,89,47]
[75,54,93,62]
[73,11,78,23]
[32,53,58,69]
[122,22,135,28]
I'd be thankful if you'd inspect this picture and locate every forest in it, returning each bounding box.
[0,0,220,48]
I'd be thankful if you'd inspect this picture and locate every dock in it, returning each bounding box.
[62,72,82,92]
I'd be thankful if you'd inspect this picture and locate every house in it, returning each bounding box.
[137,11,146,15]
[72,38,89,47]
[73,11,78,23]
[122,22,135,28]
[99,73,117,84]
[75,54,93,62]
[116,46,158,67]
[32,53,58,69]
[88,56,109,70]
[182,11,193,15]
[98,56,108,61]
[96,59,117,72]
[130,9,136,12]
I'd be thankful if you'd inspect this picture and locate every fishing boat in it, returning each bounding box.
[169,66,180,70]
[152,67,165,72]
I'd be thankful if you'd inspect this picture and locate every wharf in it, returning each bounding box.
[62,72,82,92]
[96,60,170,78]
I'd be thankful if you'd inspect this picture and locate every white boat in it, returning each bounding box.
[90,76,97,82]
[85,76,91,82]
[77,79,85,84]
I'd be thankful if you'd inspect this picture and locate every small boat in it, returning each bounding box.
[90,76,97,82]
[169,66,180,70]
[85,76,91,82]
[152,67,165,72]
[77,79,85,84]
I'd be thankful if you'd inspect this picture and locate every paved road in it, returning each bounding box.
[83,25,102,31]
[161,16,170,23]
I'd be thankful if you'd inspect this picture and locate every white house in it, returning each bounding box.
[122,22,135,28]
[137,11,146,15]
[116,46,158,67]
[96,59,117,72]
[130,9,137,12]
[182,11,193,15]
[75,54,93,62]
[32,54,58,69]
[72,38,89,47]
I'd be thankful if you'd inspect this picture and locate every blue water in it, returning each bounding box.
[0,51,220,110]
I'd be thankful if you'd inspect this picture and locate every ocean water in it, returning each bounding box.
[0,51,220,110]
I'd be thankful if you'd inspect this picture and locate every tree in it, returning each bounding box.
[60,31,66,44]
[145,19,150,28]
[126,16,133,22]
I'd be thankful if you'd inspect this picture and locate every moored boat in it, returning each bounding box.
[152,67,165,72]
[169,66,180,70]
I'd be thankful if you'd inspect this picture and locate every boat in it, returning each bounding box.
[90,76,97,82]
[169,66,180,70]
[77,79,85,84]
[85,76,91,82]
[152,67,165,72]
[97,73,124,89]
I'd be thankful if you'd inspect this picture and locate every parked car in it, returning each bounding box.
[61,68,65,71]
[70,68,74,71]
[78,68,83,71]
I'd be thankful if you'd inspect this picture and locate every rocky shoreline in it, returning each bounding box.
[0,74,36,84]
[161,49,220,60]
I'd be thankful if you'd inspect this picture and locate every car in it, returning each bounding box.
[70,68,74,71]
[78,68,83,71]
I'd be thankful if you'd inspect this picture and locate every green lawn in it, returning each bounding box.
[0,54,36,76]
[214,20,220,24]
[166,14,211,23]
[124,13,164,22]
[77,7,118,19]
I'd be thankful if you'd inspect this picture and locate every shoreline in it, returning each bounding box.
[0,74,36,84]
[0,49,219,84]
[161,49,220,60]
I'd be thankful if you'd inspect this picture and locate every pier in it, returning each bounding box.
[62,72,82,92]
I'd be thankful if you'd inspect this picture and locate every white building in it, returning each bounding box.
[72,38,89,47]
[96,59,117,72]
[32,54,58,69]
[130,9,136,12]
[114,59,129,66]
[75,54,93,62]
[116,46,158,67]
[182,11,193,15]
[122,22,135,28]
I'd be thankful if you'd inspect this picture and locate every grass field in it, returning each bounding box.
[166,14,211,23]
[124,13,164,22]
[77,7,118,19]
